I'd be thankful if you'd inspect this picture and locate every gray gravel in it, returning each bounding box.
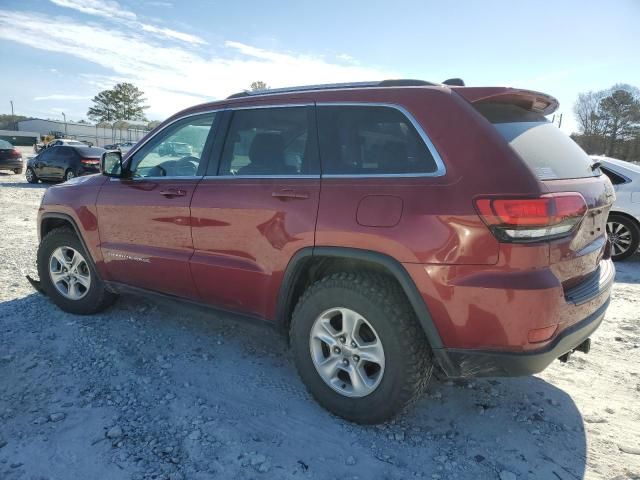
[1,172,640,479]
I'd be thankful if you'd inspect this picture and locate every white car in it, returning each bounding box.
[592,156,640,260]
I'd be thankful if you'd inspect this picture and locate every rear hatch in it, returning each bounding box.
[466,91,614,291]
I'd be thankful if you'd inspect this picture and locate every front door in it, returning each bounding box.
[190,105,320,319]
[96,112,219,299]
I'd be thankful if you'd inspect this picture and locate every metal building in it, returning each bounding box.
[17,119,150,147]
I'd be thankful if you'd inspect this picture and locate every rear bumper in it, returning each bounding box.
[438,298,609,377]
[0,159,23,170]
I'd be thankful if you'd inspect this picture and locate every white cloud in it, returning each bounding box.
[49,0,206,45]
[0,10,393,120]
[34,94,90,101]
[50,0,136,21]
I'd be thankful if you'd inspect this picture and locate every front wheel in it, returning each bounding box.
[37,228,117,314]
[607,214,640,261]
[290,272,433,424]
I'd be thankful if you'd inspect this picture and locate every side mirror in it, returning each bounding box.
[101,150,124,177]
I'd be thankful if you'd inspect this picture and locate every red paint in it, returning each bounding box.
[38,83,614,357]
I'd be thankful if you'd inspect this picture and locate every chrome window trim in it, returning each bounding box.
[228,103,313,111]
[121,108,223,180]
[316,102,446,178]
[202,174,320,180]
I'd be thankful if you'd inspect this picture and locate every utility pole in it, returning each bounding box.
[62,112,67,136]
[10,100,15,129]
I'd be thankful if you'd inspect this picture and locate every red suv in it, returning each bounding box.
[32,80,615,423]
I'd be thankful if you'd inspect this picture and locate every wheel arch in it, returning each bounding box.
[39,213,100,273]
[276,247,449,360]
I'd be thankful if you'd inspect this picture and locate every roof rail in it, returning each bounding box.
[226,79,440,99]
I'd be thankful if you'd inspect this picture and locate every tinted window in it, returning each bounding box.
[601,166,627,185]
[56,147,77,159]
[75,147,105,157]
[218,107,317,176]
[0,140,12,149]
[317,106,438,175]
[476,103,598,180]
[129,113,216,178]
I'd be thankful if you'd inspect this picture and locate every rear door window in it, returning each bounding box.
[218,107,318,176]
[475,103,598,180]
[317,105,439,175]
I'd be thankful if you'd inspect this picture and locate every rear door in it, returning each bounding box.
[52,146,75,179]
[96,112,219,299]
[190,105,321,318]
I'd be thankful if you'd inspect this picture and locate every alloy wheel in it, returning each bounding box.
[25,168,34,182]
[607,221,633,257]
[49,246,91,300]
[309,307,385,398]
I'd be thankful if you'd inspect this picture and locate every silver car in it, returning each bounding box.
[592,156,640,261]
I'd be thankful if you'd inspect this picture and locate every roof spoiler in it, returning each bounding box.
[451,87,559,115]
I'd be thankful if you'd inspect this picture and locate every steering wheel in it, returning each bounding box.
[174,156,199,176]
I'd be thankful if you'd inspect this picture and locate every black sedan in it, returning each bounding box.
[26,145,106,183]
[0,139,24,174]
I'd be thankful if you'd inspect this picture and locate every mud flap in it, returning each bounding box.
[26,275,46,295]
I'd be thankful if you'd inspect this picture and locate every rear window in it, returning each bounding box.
[0,140,13,149]
[317,105,439,175]
[476,103,598,180]
[75,147,105,157]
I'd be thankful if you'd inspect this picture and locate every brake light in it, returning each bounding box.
[81,158,100,165]
[11,148,21,158]
[474,193,587,242]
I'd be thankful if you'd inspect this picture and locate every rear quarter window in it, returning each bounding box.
[317,105,440,175]
[476,103,598,180]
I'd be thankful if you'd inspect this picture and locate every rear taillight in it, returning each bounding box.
[11,148,21,158]
[81,158,100,166]
[474,193,587,242]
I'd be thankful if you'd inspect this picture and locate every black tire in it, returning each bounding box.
[290,272,432,424]
[37,227,117,314]
[25,167,38,183]
[13,168,23,174]
[64,169,76,182]
[607,214,640,261]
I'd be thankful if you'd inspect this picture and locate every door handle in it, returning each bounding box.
[159,188,187,198]
[272,189,309,200]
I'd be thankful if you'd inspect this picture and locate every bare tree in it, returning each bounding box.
[574,90,607,136]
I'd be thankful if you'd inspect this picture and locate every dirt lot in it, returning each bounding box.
[1,172,639,480]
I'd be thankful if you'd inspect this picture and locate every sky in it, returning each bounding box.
[0,0,638,134]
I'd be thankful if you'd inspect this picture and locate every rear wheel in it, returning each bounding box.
[607,214,640,261]
[13,168,23,174]
[37,228,117,314]
[290,272,432,424]
[64,169,76,182]
[25,167,38,183]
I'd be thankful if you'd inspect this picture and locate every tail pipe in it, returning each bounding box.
[558,338,591,363]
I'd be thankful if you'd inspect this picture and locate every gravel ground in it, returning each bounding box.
[1,172,639,480]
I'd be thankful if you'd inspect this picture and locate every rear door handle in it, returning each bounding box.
[160,188,187,198]
[272,189,309,200]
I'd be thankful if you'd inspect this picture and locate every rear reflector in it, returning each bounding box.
[81,158,100,165]
[474,193,587,242]
[528,324,558,343]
